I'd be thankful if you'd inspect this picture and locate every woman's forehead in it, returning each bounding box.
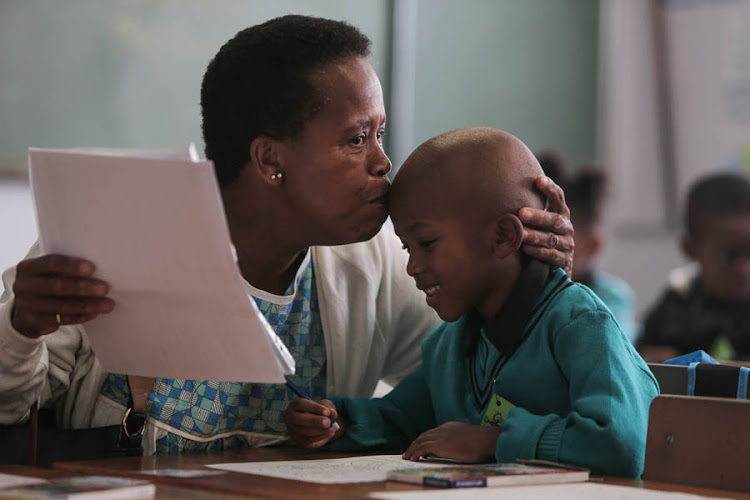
[309,58,384,113]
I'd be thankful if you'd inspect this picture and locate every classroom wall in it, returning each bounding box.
[597,0,683,322]
[0,0,392,272]
[0,0,599,277]
[0,0,391,159]
[0,0,600,277]
[410,0,599,167]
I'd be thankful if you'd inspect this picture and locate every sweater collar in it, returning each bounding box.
[463,258,552,357]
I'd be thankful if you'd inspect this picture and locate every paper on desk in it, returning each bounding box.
[28,147,294,382]
[370,482,730,499]
[0,473,47,489]
[206,455,455,484]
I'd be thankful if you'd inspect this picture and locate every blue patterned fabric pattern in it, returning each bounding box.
[99,258,326,454]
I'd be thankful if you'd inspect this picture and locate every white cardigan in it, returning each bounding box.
[0,228,440,428]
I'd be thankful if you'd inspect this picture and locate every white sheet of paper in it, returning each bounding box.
[370,482,728,500]
[0,473,47,489]
[370,481,728,500]
[28,147,294,382]
[206,455,455,484]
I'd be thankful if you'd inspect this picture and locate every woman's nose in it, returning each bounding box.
[368,141,392,177]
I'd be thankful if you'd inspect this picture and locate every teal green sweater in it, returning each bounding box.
[327,265,659,477]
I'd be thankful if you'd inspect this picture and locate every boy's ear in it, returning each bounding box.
[681,234,697,260]
[249,136,283,185]
[491,214,524,259]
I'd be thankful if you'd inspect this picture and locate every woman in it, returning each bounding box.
[0,15,574,454]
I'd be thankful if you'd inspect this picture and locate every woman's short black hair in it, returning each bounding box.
[200,15,371,186]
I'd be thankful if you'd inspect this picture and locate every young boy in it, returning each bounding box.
[537,152,637,344]
[284,128,659,477]
[638,172,750,362]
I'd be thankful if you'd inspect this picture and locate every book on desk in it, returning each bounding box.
[0,475,155,499]
[387,460,589,488]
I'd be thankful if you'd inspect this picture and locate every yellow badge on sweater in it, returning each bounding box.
[481,394,516,427]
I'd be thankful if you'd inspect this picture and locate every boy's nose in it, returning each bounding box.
[406,254,421,277]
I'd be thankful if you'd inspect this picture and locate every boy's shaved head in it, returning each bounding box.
[390,128,546,321]
[391,127,545,224]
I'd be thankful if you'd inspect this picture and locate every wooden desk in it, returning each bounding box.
[52,447,750,499]
[0,464,247,499]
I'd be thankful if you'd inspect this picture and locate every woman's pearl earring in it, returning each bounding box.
[271,172,283,180]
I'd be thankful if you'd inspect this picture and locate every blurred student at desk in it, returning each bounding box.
[0,15,574,456]
[638,172,750,362]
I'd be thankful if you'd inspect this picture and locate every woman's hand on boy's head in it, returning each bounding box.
[401,422,501,464]
[284,398,342,448]
[518,175,575,277]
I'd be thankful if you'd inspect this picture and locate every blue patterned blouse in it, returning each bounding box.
[99,254,326,454]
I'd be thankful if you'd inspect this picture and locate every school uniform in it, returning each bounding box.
[327,260,659,477]
[578,270,637,344]
[639,266,750,360]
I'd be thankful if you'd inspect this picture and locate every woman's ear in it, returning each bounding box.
[249,136,283,185]
[492,214,524,259]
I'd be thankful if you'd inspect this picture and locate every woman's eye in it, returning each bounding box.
[351,134,366,146]
[418,239,436,249]
[401,243,410,254]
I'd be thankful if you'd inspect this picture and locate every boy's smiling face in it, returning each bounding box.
[390,128,544,322]
[392,202,500,322]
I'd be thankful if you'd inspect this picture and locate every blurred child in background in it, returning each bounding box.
[638,172,750,362]
[537,152,637,344]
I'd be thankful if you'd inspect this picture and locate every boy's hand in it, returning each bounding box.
[519,175,575,277]
[401,422,501,463]
[284,398,343,448]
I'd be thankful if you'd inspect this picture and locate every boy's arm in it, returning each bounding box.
[496,310,659,478]
[598,278,637,345]
[325,366,436,452]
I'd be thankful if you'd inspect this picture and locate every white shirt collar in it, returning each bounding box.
[235,246,312,306]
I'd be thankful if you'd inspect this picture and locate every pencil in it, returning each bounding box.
[285,376,340,430]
